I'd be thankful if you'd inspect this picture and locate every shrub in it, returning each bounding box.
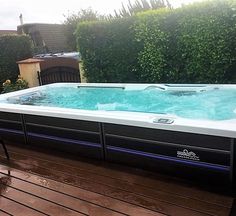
[134,9,172,82]
[2,76,28,93]
[77,17,143,82]
[173,0,236,83]
[134,0,236,83]
[63,8,103,51]
[113,0,171,18]
[0,35,32,85]
[76,0,236,83]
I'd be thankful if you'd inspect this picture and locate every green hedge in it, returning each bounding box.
[134,9,172,82]
[0,35,32,84]
[175,1,236,83]
[77,18,143,82]
[76,0,236,83]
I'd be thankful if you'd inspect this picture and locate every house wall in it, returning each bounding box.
[17,24,69,53]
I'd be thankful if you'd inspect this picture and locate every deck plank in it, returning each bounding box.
[6,152,230,215]
[0,209,13,216]
[0,157,211,216]
[0,172,125,216]
[0,196,46,216]
[0,144,234,216]
[3,150,232,216]
[1,186,83,216]
[0,165,162,216]
[7,145,232,207]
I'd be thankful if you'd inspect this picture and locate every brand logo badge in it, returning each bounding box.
[177,149,200,161]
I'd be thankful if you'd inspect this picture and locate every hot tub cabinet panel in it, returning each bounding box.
[24,115,103,159]
[106,146,230,185]
[0,110,235,186]
[105,136,230,166]
[103,123,233,184]
[24,115,100,132]
[0,112,25,143]
[104,124,231,151]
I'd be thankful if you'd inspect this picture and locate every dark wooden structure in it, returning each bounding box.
[0,144,234,216]
[38,66,80,85]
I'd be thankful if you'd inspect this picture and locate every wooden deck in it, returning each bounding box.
[0,144,234,216]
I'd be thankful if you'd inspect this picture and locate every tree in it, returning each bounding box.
[113,0,172,18]
[63,8,102,51]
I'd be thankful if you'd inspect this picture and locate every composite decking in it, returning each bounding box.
[0,144,234,216]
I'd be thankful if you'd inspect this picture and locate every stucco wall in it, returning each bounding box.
[18,62,41,87]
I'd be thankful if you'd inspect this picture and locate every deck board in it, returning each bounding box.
[2,186,83,216]
[0,156,210,216]
[0,162,227,216]
[0,209,14,216]
[0,144,234,216]
[0,196,46,216]
[0,173,124,216]
[7,145,232,207]
[0,165,161,216]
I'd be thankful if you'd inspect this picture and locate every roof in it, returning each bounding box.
[16,58,44,64]
[0,30,17,35]
[17,23,68,53]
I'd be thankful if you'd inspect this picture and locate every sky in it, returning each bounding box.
[0,0,202,30]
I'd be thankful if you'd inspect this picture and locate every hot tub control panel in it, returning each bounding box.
[153,118,174,124]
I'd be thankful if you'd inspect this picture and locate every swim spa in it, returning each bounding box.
[0,83,235,186]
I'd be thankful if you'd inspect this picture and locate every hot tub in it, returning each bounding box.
[0,83,235,186]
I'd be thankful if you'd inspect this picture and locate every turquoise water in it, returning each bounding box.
[11,86,236,121]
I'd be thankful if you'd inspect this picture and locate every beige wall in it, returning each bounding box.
[79,62,87,83]
[18,58,84,86]
[18,63,41,87]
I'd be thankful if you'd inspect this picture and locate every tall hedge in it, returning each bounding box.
[175,1,236,83]
[0,35,32,84]
[134,9,173,82]
[77,18,143,82]
[77,0,236,83]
